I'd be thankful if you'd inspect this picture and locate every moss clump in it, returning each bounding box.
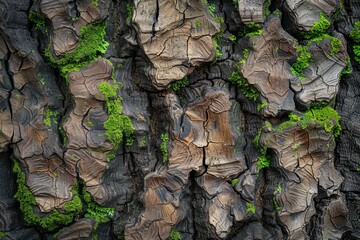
[0,232,7,237]
[239,49,249,64]
[91,0,98,6]
[340,57,351,78]
[245,202,256,214]
[138,136,147,147]
[168,229,182,240]
[253,122,273,172]
[58,127,67,146]
[257,155,270,171]
[350,21,360,63]
[290,45,312,79]
[63,182,82,213]
[207,3,216,18]
[239,22,264,37]
[229,34,237,42]
[13,160,82,231]
[273,197,281,211]
[45,21,109,79]
[168,77,189,91]
[82,186,114,227]
[98,82,134,154]
[44,109,58,127]
[311,34,342,55]
[126,4,134,22]
[231,178,238,186]
[291,143,301,152]
[194,20,202,27]
[213,35,223,59]
[273,9,281,17]
[329,36,342,56]
[276,184,283,193]
[13,161,114,235]
[60,180,113,240]
[257,100,267,111]
[276,106,341,137]
[291,33,343,78]
[264,0,271,18]
[29,11,45,30]
[160,133,169,162]
[333,1,343,19]
[350,21,360,43]
[228,62,260,101]
[303,13,330,39]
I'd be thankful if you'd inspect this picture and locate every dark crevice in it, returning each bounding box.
[151,0,160,38]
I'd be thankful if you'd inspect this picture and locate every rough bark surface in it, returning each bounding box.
[0,0,359,239]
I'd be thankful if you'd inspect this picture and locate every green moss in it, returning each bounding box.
[239,49,249,64]
[350,21,360,44]
[257,155,270,171]
[245,202,255,214]
[126,4,134,22]
[276,106,341,137]
[83,187,114,225]
[253,122,274,172]
[290,45,312,79]
[244,22,263,37]
[29,11,45,30]
[194,20,202,27]
[273,197,281,211]
[37,73,46,85]
[333,1,343,19]
[139,136,147,147]
[207,3,216,17]
[168,229,182,240]
[353,45,360,63]
[329,36,341,56]
[44,109,58,127]
[228,62,260,101]
[99,81,118,99]
[291,33,343,80]
[273,9,281,16]
[276,184,282,193]
[168,77,189,91]
[213,36,223,59]
[264,0,271,18]
[13,160,81,231]
[303,13,330,39]
[257,100,267,111]
[63,183,82,213]
[45,21,109,79]
[98,82,134,155]
[58,127,67,146]
[0,232,7,237]
[231,178,239,186]
[214,16,224,24]
[340,57,351,78]
[229,34,237,42]
[253,128,265,155]
[308,34,342,57]
[291,143,301,152]
[160,133,169,162]
[92,0,98,6]
[350,22,360,63]
[81,184,114,240]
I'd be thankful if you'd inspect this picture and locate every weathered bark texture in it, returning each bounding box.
[0,0,359,239]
